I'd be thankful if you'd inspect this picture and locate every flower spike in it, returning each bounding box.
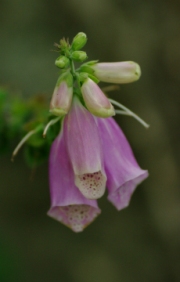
[10,32,149,232]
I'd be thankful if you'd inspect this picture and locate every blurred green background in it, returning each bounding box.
[0,0,180,281]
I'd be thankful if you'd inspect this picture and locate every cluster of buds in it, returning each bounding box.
[50,32,142,119]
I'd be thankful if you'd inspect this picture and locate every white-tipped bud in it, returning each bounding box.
[92,61,141,84]
[81,78,115,118]
[50,72,73,116]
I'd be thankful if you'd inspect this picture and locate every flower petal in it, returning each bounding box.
[47,128,101,232]
[64,97,107,199]
[97,117,148,210]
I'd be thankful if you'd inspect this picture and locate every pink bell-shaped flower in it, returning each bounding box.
[47,130,101,232]
[97,117,148,210]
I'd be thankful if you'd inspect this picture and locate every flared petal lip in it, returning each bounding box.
[47,205,101,232]
[107,170,149,210]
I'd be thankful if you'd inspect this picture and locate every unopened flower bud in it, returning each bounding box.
[81,78,115,118]
[50,72,73,116]
[71,51,87,62]
[92,61,141,84]
[55,56,70,68]
[71,32,87,51]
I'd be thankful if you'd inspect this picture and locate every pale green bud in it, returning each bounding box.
[71,32,87,50]
[71,51,87,62]
[55,56,70,68]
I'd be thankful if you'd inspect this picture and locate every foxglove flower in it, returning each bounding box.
[97,117,148,210]
[64,96,107,199]
[50,72,73,116]
[47,129,101,232]
[12,32,149,233]
[91,61,141,84]
[81,78,115,117]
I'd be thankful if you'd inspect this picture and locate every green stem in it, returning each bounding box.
[70,59,76,77]
[70,59,82,92]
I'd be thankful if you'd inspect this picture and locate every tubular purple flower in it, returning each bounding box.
[64,96,107,199]
[92,61,141,84]
[97,117,148,210]
[50,72,73,116]
[47,129,101,232]
[81,78,115,118]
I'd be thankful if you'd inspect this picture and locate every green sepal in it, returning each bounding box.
[56,71,73,88]
[85,60,99,66]
[78,60,99,74]
[87,74,99,84]
[79,65,94,75]
[78,72,99,84]
[78,72,89,83]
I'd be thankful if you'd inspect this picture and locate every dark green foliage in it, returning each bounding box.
[0,87,60,167]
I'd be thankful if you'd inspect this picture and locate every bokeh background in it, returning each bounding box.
[0,0,180,281]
